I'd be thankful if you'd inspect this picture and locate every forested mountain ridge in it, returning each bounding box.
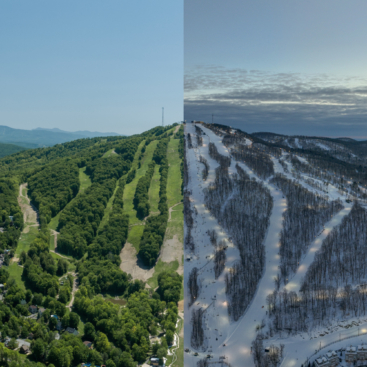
[0,142,27,159]
[0,125,120,148]
[0,124,184,367]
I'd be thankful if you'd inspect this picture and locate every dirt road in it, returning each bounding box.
[66,272,78,310]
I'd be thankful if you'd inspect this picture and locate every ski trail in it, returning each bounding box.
[197,125,287,366]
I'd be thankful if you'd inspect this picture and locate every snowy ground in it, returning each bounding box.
[184,123,356,367]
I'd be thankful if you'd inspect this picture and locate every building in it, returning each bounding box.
[56,321,62,331]
[38,307,46,316]
[315,356,329,367]
[83,341,93,349]
[66,327,79,336]
[20,345,30,354]
[358,345,367,361]
[346,346,357,363]
[29,305,38,314]
[326,351,339,367]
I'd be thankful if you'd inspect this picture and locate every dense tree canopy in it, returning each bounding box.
[27,159,80,225]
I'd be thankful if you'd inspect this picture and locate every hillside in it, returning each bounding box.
[184,122,367,367]
[0,142,27,158]
[0,125,120,148]
[0,124,183,367]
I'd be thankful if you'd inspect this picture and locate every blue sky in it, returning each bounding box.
[185,0,367,138]
[0,1,183,135]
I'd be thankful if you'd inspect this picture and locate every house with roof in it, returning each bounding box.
[29,305,38,314]
[325,351,339,367]
[358,345,367,360]
[150,357,166,367]
[56,321,62,331]
[20,345,30,354]
[66,327,79,336]
[38,307,46,316]
[315,356,329,367]
[83,341,93,349]
[346,346,357,363]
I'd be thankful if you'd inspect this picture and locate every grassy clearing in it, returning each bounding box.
[146,259,179,289]
[127,225,145,252]
[16,226,38,256]
[102,149,117,158]
[49,233,55,251]
[106,298,127,306]
[50,252,76,272]
[98,181,119,231]
[7,263,25,290]
[123,140,158,226]
[78,318,85,336]
[48,212,60,231]
[166,138,183,208]
[149,165,161,213]
[79,166,92,192]
[165,209,184,243]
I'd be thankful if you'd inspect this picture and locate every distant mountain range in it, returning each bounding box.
[0,125,120,148]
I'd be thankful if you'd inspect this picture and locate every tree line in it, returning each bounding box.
[270,173,343,283]
[0,178,23,251]
[27,159,79,225]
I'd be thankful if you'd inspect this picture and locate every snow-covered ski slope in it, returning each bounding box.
[184,123,358,367]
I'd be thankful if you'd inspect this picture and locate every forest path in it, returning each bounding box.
[168,202,182,222]
[48,229,71,260]
[159,201,184,275]
[18,183,39,232]
[66,271,78,310]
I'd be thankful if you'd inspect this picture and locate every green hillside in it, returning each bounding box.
[0,124,184,367]
[0,141,26,158]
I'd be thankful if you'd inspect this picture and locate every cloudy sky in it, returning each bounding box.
[184,0,367,138]
[0,1,183,135]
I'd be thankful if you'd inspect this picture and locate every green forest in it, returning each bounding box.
[0,124,184,367]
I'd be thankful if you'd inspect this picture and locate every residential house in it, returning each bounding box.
[20,300,26,306]
[346,346,357,363]
[83,341,93,349]
[315,356,329,367]
[38,307,46,316]
[325,351,339,367]
[66,327,79,336]
[150,357,166,367]
[20,345,30,354]
[358,345,367,361]
[29,305,38,314]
